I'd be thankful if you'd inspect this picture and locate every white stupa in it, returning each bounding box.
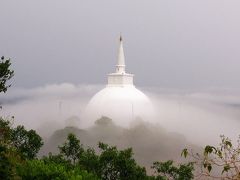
[85,36,155,127]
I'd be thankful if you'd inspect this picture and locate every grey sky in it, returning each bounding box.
[1,0,240,89]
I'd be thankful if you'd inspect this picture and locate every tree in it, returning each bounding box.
[151,160,194,180]
[42,153,72,168]
[0,117,21,179]
[0,56,14,93]
[97,142,147,180]
[11,125,43,159]
[16,159,99,180]
[0,117,13,144]
[58,134,148,180]
[182,135,240,179]
[58,133,84,165]
[78,147,100,175]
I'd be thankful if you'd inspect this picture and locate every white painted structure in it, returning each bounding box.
[85,36,155,127]
[107,36,134,86]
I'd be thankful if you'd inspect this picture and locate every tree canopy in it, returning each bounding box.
[0,56,14,93]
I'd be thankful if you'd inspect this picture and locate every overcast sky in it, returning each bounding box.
[1,0,240,89]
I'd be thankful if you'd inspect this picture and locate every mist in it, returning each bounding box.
[1,83,239,144]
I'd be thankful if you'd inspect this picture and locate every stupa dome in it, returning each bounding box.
[84,36,155,127]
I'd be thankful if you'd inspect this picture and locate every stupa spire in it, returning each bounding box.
[116,35,125,73]
[107,35,134,87]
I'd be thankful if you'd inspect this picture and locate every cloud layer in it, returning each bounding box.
[1,83,240,145]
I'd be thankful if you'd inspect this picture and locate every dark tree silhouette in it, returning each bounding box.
[0,56,14,93]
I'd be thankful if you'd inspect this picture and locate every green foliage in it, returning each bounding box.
[11,125,43,159]
[16,159,99,180]
[97,142,147,180]
[0,56,14,93]
[58,134,148,179]
[0,117,17,179]
[59,133,84,164]
[42,153,72,168]
[0,117,12,144]
[78,147,99,175]
[204,145,216,156]
[0,145,13,180]
[181,148,188,158]
[222,164,230,174]
[152,160,194,180]
[0,117,44,179]
[183,135,240,179]
[0,58,15,179]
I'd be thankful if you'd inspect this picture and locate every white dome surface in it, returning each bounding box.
[83,37,156,127]
[85,86,155,127]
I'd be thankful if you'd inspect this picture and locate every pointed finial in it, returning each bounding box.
[120,34,122,42]
[116,34,125,73]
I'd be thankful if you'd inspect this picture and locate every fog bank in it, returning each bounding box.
[1,83,240,146]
